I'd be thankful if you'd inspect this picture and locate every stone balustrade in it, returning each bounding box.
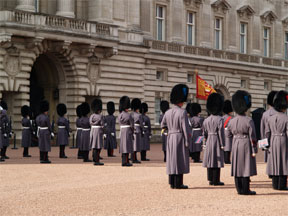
[144,39,288,69]
[0,10,118,39]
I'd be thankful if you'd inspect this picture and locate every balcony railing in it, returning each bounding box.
[144,40,288,69]
[0,10,118,39]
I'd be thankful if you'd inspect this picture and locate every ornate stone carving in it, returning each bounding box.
[260,11,277,24]
[184,0,203,8]
[87,55,100,83]
[237,5,255,19]
[211,0,231,14]
[4,55,21,77]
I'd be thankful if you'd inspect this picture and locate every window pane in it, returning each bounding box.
[264,28,268,38]
[157,20,163,40]
[240,35,245,53]
[188,13,193,24]
[215,31,220,49]
[285,44,288,59]
[286,33,288,42]
[215,19,220,29]
[240,24,245,34]
[264,40,267,57]
[188,25,192,45]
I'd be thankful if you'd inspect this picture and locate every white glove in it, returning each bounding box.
[149,136,152,139]
[111,133,115,137]
[221,146,224,150]
[51,132,55,138]
[103,134,107,139]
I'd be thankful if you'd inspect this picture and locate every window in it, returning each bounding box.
[214,18,222,50]
[35,0,39,12]
[285,32,288,59]
[240,23,247,54]
[187,12,195,46]
[241,79,247,88]
[156,5,165,41]
[155,97,161,124]
[286,83,288,91]
[263,28,270,57]
[187,72,194,83]
[156,71,164,80]
[264,80,271,91]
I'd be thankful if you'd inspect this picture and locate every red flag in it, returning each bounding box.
[196,73,216,100]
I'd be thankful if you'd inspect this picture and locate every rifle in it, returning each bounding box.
[8,116,13,138]
[51,115,55,139]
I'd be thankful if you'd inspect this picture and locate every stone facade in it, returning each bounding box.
[0,0,288,139]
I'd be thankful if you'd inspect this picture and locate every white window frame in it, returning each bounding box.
[155,97,161,125]
[214,18,222,50]
[240,23,247,54]
[285,32,288,60]
[263,28,270,57]
[156,5,165,41]
[187,12,195,46]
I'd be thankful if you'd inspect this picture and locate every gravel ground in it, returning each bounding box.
[0,144,287,216]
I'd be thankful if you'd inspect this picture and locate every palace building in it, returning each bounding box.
[0,0,288,137]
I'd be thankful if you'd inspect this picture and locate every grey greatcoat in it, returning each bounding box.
[90,114,105,149]
[261,107,277,162]
[21,117,32,148]
[79,116,90,151]
[0,112,3,149]
[76,118,82,148]
[36,114,52,152]
[142,114,151,151]
[202,115,225,168]
[104,115,117,149]
[131,111,143,152]
[189,116,204,153]
[118,111,134,154]
[1,110,10,147]
[223,114,233,152]
[227,115,257,177]
[56,117,69,146]
[161,106,191,175]
[265,112,288,176]
[159,114,167,151]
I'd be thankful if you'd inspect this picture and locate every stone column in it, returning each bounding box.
[15,0,35,12]
[88,0,113,23]
[56,0,75,18]
[128,0,140,29]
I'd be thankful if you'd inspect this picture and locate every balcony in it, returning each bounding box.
[0,10,118,41]
[144,40,288,69]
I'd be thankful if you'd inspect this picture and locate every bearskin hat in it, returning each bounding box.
[267,91,277,107]
[107,101,115,115]
[273,91,288,112]
[91,98,102,113]
[40,100,49,113]
[160,100,169,114]
[76,105,82,118]
[191,103,202,116]
[119,96,130,112]
[206,93,224,115]
[170,84,189,104]
[141,102,148,114]
[232,90,251,115]
[21,105,30,117]
[223,100,233,114]
[57,103,67,117]
[81,102,90,116]
[131,98,142,111]
[186,103,193,116]
[0,100,8,110]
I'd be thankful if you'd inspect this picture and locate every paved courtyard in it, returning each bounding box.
[0,144,287,216]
